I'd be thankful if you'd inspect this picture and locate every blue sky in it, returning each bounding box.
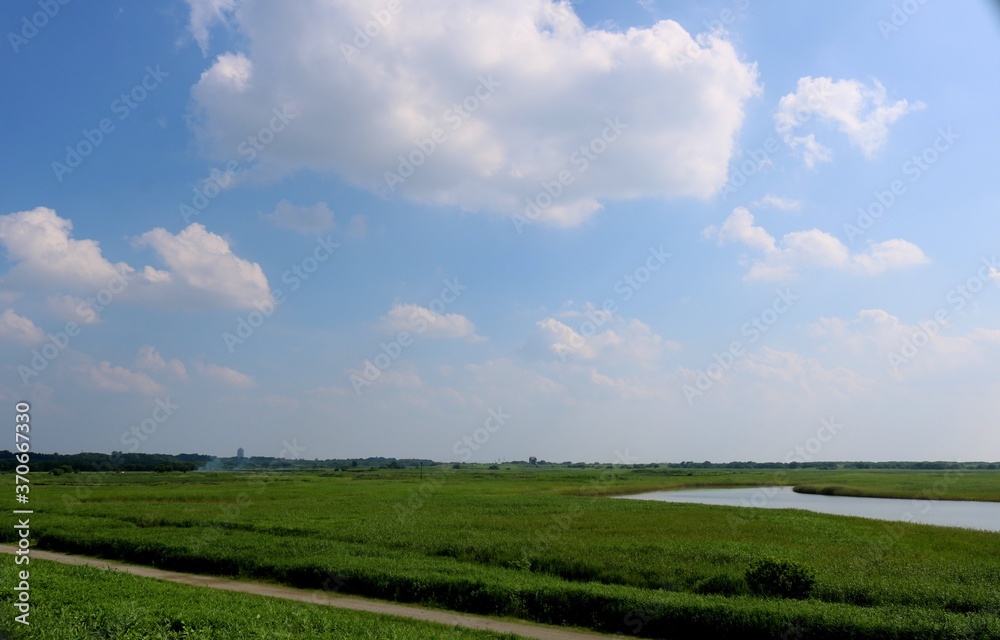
[2,0,999,463]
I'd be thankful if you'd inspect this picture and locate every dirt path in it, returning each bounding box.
[0,545,622,640]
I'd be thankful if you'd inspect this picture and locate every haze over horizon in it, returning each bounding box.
[1,1,999,463]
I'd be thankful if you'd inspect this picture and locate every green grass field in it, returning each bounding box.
[5,466,1000,638]
[0,558,528,639]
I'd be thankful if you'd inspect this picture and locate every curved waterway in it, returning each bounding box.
[618,486,1000,532]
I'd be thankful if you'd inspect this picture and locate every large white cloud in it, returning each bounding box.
[775,77,921,167]
[704,207,929,280]
[186,0,760,226]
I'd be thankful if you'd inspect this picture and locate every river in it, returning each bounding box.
[619,486,1000,532]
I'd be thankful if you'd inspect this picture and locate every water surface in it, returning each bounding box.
[619,486,1000,532]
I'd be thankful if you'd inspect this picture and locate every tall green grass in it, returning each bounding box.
[0,558,529,639]
[7,467,1000,638]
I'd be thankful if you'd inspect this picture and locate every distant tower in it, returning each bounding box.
[237,447,245,460]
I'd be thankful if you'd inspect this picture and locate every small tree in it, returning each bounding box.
[745,558,815,600]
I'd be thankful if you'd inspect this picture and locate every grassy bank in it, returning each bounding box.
[790,469,1000,502]
[5,466,1000,638]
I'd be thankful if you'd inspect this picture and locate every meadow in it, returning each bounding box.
[0,558,528,639]
[5,465,1000,638]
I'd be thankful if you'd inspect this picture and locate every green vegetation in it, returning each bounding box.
[792,469,1000,502]
[745,558,816,600]
[5,466,1000,638]
[0,559,528,639]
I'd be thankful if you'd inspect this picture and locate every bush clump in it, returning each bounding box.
[745,557,816,600]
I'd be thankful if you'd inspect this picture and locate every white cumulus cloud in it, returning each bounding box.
[135,345,188,380]
[133,223,270,309]
[0,208,270,311]
[751,195,801,211]
[186,0,761,227]
[0,309,44,345]
[0,207,132,292]
[380,303,481,340]
[526,306,666,368]
[810,309,1000,379]
[195,362,256,387]
[775,76,922,167]
[705,207,929,280]
[86,361,165,394]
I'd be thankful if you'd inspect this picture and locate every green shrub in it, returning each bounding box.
[745,558,816,600]
[694,573,746,596]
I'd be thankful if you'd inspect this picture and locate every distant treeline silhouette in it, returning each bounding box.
[0,451,994,473]
[0,450,434,473]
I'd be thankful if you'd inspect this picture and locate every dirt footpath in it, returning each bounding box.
[0,545,623,640]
